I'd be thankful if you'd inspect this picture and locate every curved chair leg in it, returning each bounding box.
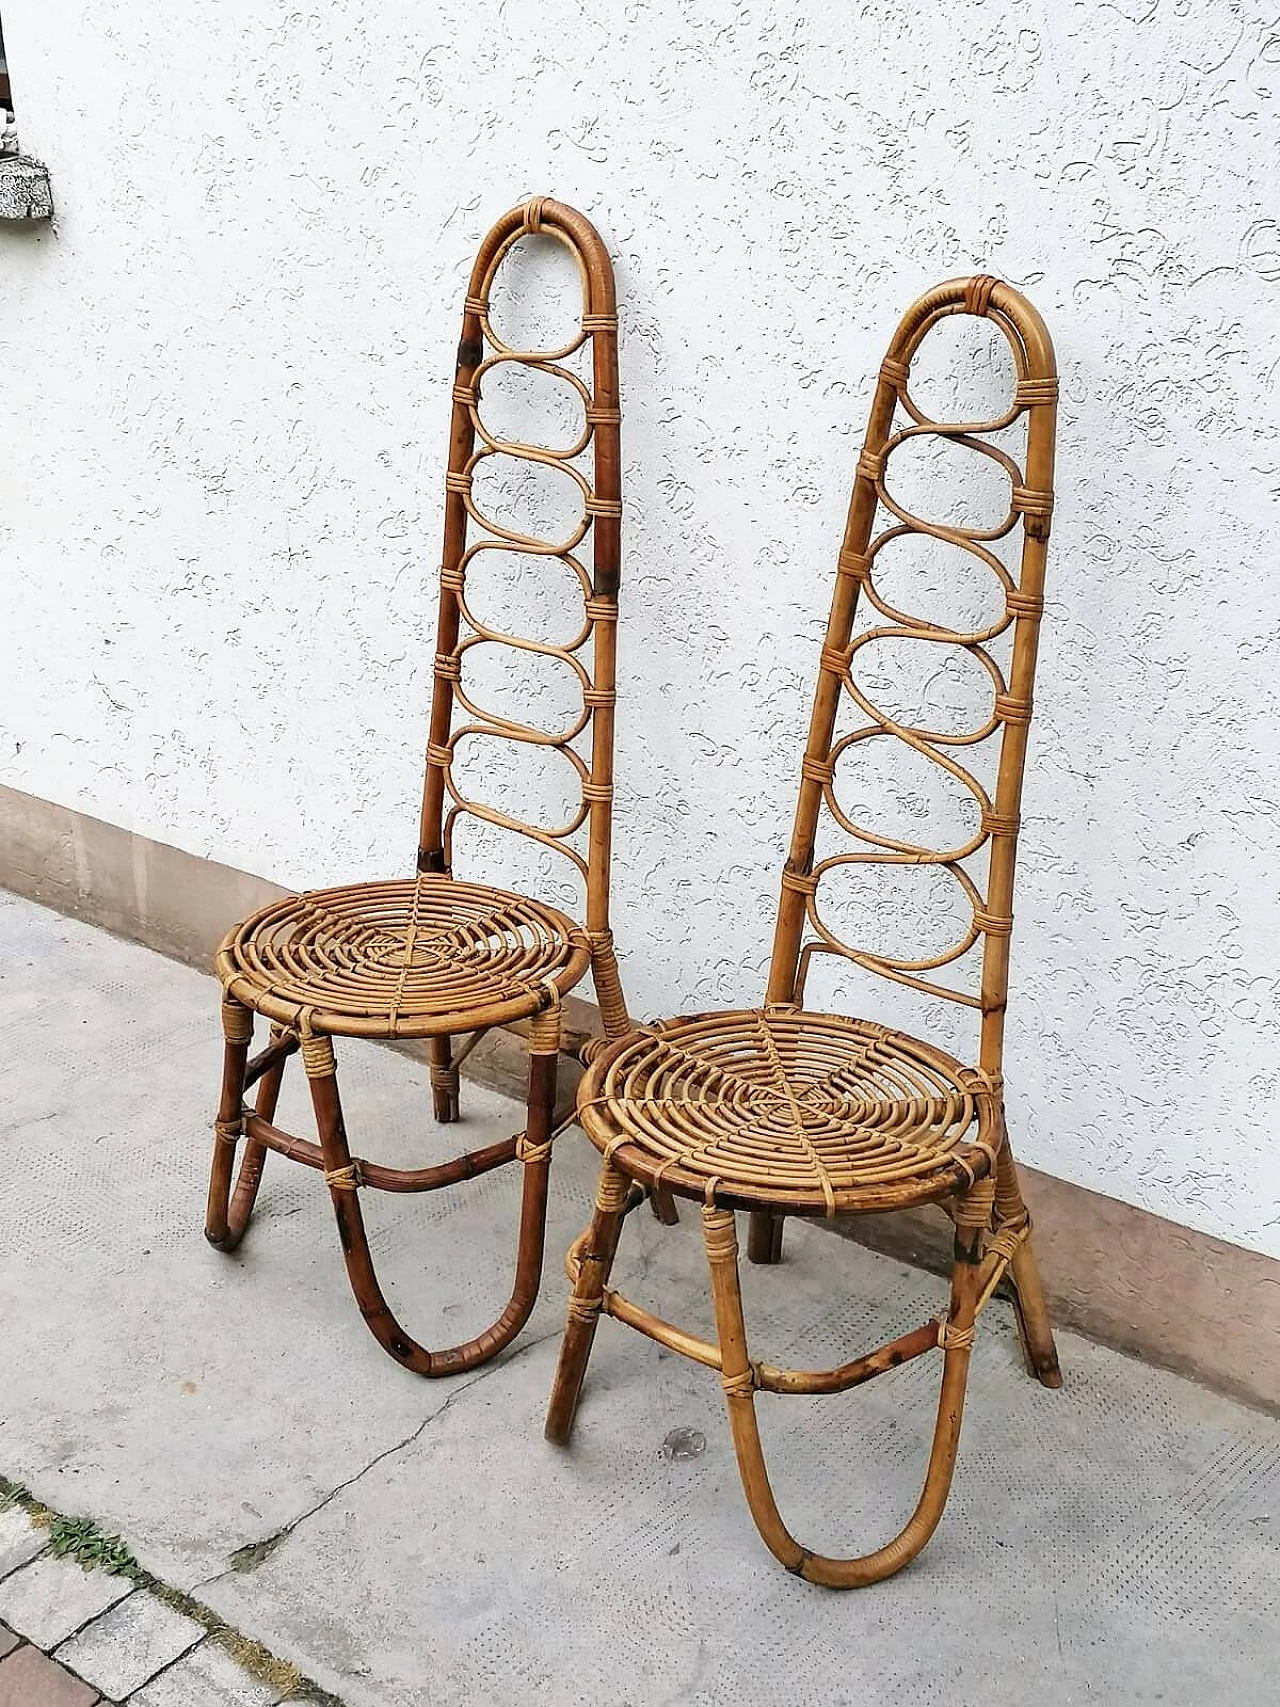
[702,1201,988,1588]
[544,1158,632,1443]
[994,1139,1061,1388]
[206,1000,291,1252]
[428,1034,461,1124]
[305,1013,559,1377]
[747,1210,785,1265]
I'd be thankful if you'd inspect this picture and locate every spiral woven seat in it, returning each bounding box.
[577,1009,997,1217]
[216,875,590,1040]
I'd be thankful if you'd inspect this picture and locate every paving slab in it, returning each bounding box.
[127,1640,285,1706]
[0,890,1277,1707]
[0,1642,99,1705]
[0,1555,132,1651]
[0,1628,16,1661]
[0,1506,47,1581]
[56,1590,203,1699]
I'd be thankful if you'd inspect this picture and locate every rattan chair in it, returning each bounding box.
[546,275,1062,1584]
[205,198,634,1376]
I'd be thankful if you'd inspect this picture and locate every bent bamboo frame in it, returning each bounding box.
[205,199,632,1376]
[547,276,1062,1584]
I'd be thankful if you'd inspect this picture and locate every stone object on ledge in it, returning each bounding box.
[0,154,52,219]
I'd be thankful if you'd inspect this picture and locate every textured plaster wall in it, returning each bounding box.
[1,2,1278,1256]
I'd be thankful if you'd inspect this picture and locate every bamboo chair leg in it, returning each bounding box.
[702,1200,987,1588]
[306,1016,559,1377]
[994,1140,1061,1387]
[649,1183,681,1226]
[747,1210,784,1265]
[209,1028,292,1252]
[206,998,257,1250]
[428,1034,460,1124]
[544,1158,632,1443]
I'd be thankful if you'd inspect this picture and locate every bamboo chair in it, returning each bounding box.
[205,198,635,1376]
[546,275,1062,1584]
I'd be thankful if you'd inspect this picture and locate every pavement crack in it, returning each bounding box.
[198,1327,561,1588]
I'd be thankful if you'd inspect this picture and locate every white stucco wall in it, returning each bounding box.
[2,2,1278,1255]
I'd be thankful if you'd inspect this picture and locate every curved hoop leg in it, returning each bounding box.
[994,1138,1061,1388]
[747,1210,784,1265]
[702,1198,988,1588]
[428,1034,461,1125]
[206,1002,292,1251]
[544,1158,631,1443]
[306,1014,559,1377]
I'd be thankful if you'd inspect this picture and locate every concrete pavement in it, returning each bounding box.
[0,889,1275,1706]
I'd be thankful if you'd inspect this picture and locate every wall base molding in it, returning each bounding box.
[2,780,1275,1414]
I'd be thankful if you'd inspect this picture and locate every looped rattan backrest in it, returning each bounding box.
[417,199,622,935]
[766,277,1058,1076]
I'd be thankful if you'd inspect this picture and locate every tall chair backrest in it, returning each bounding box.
[417,199,622,961]
[765,275,1058,1082]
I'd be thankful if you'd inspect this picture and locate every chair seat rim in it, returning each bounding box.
[576,1006,998,1217]
[214,875,591,1040]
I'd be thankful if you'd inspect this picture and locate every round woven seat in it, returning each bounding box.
[577,1009,998,1216]
[216,876,590,1039]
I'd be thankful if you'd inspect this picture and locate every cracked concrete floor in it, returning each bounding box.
[1,889,1277,1706]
